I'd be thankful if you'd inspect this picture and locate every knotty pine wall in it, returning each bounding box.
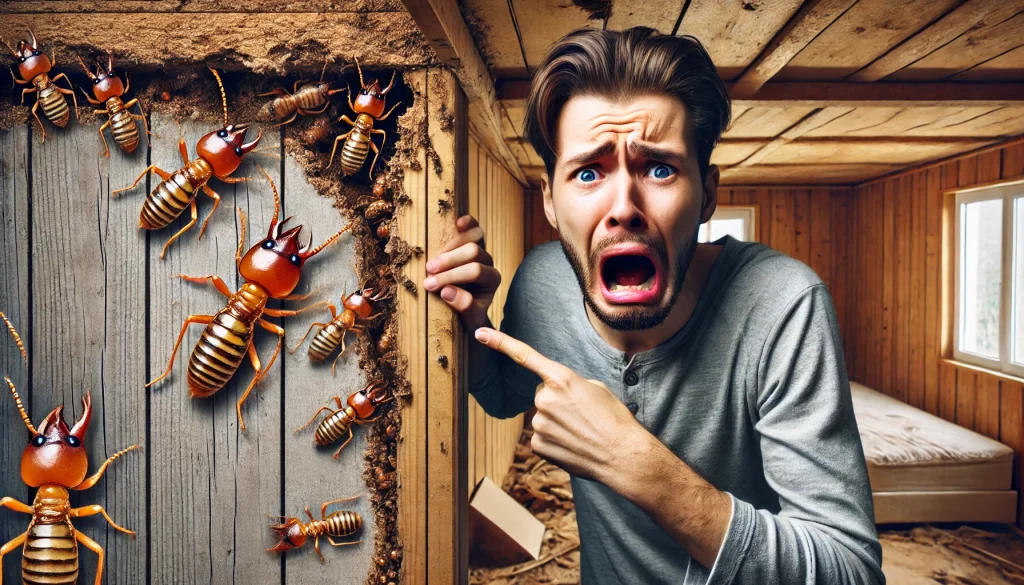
[847,140,1024,527]
[468,135,527,493]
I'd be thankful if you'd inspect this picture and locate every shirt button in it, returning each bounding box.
[624,372,639,386]
[626,402,639,415]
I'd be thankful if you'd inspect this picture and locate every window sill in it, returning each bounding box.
[941,359,1024,386]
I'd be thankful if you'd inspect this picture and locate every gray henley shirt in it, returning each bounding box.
[470,236,885,585]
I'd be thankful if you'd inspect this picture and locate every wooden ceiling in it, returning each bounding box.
[459,0,1024,186]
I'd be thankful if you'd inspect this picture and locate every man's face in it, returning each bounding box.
[541,94,717,331]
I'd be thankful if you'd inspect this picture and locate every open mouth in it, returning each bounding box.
[598,246,662,304]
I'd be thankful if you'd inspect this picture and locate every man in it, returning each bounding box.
[422,27,884,585]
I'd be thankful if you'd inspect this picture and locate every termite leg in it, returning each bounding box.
[236,207,247,266]
[330,342,347,377]
[113,164,171,197]
[299,102,329,116]
[96,120,111,158]
[123,98,156,144]
[198,184,221,239]
[29,99,45,143]
[331,429,353,459]
[0,531,28,567]
[269,111,298,129]
[376,100,402,122]
[51,72,80,120]
[147,314,215,387]
[263,300,329,318]
[320,494,362,519]
[326,536,361,547]
[327,128,354,169]
[354,413,384,425]
[70,505,136,538]
[74,444,140,491]
[367,129,385,178]
[76,531,105,585]
[173,274,232,298]
[0,497,32,514]
[288,322,329,354]
[282,289,326,303]
[219,175,248,184]
[237,320,284,431]
[159,199,198,258]
[19,86,36,106]
[178,135,189,165]
[257,87,289,97]
[294,404,335,434]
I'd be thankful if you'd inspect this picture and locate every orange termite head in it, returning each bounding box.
[343,289,374,320]
[195,123,262,179]
[267,517,307,552]
[351,59,395,119]
[21,393,91,488]
[347,382,388,419]
[372,174,387,198]
[239,218,312,298]
[3,31,51,81]
[78,54,125,101]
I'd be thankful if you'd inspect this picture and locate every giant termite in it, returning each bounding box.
[328,58,400,178]
[0,312,139,585]
[267,495,363,563]
[288,286,388,375]
[112,67,263,259]
[256,59,347,127]
[146,168,349,430]
[295,383,392,459]
[77,53,151,157]
[1,30,79,142]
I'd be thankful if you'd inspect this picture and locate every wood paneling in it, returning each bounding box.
[848,142,1024,526]
[466,136,527,492]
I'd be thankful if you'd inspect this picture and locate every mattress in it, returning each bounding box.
[851,382,1014,493]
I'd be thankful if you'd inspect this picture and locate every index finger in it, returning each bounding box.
[474,327,574,386]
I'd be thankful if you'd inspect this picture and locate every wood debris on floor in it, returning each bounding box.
[472,429,1024,585]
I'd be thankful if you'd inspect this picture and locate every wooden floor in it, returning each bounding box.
[0,116,374,584]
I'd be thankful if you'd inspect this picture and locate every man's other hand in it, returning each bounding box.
[424,215,500,330]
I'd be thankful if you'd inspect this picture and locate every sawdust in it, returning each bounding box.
[472,431,1024,585]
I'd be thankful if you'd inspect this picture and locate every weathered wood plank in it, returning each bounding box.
[0,125,31,585]
[395,69,428,585]
[908,170,925,410]
[893,175,909,403]
[281,153,376,579]
[923,167,941,416]
[881,181,894,396]
[29,116,148,585]
[145,117,281,584]
[889,12,1024,82]
[424,68,468,585]
[605,0,684,33]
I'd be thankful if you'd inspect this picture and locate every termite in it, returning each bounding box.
[289,286,389,375]
[112,67,263,259]
[295,383,392,459]
[0,311,139,585]
[267,495,363,563]
[77,53,151,157]
[257,59,347,127]
[146,168,348,431]
[328,58,401,178]
[1,30,79,142]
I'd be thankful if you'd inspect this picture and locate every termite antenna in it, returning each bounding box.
[0,311,28,367]
[207,66,229,127]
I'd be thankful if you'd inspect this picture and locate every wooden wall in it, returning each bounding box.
[846,140,1024,527]
[466,135,527,493]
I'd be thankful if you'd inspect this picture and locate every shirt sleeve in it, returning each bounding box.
[704,284,885,585]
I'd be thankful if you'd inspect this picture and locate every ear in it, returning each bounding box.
[540,171,557,231]
[699,165,720,224]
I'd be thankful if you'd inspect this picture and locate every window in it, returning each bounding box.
[698,205,758,243]
[954,181,1024,377]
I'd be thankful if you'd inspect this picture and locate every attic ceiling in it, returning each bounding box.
[459,0,1024,187]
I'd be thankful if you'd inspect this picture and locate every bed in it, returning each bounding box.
[851,381,1018,524]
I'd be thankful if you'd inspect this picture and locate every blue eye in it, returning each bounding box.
[576,169,598,183]
[32,436,45,447]
[648,164,675,179]
[262,240,274,249]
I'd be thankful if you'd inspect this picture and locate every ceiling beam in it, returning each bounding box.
[400,0,529,186]
[730,0,857,99]
[497,80,1024,107]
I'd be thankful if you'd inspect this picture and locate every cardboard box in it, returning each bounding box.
[468,476,546,566]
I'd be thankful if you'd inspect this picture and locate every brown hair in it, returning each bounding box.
[523,27,730,180]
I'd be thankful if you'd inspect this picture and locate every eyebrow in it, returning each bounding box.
[560,141,617,168]
[628,141,687,162]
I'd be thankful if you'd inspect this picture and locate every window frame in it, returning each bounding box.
[699,204,759,243]
[953,180,1024,378]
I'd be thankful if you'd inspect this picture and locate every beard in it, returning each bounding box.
[560,227,699,331]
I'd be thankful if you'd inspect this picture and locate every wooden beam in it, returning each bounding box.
[731,82,1024,107]
[498,80,1024,107]
[740,107,853,166]
[400,0,530,186]
[848,0,1023,82]
[730,0,857,98]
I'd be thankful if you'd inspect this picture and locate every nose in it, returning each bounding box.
[604,171,647,232]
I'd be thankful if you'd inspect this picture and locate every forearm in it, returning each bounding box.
[601,428,731,569]
[467,317,534,419]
